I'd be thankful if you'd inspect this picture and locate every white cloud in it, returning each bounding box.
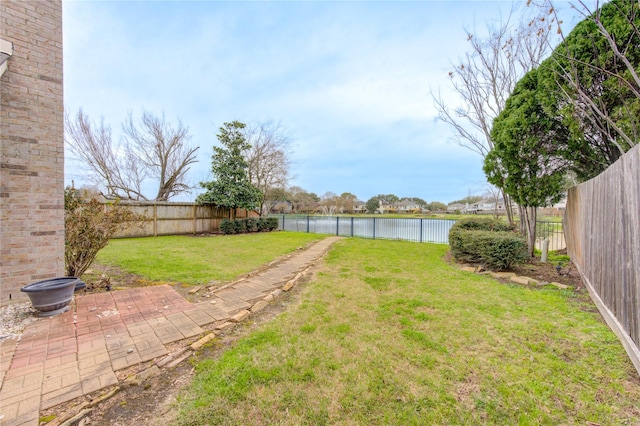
[63,0,571,203]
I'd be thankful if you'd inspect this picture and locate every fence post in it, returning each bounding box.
[420,218,423,243]
[282,214,285,231]
[193,204,197,235]
[373,217,376,240]
[541,239,550,263]
[336,216,339,236]
[307,215,310,233]
[351,217,354,237]
[153,203,158,237]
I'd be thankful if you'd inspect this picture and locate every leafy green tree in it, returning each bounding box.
[449,195,483,205]
[364,194,398,214]
[484,69,568,256]
[374,194,399,205]
[197,121,261,218]
[537,0,640,181]
[365,196,380,214]
[426,201,447,211]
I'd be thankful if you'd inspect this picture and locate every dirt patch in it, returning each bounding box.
[443,250,585,291]
[509,258,584,289]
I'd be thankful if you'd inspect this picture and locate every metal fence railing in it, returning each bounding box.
[276,215,567,249]
[536,221,566,251]
[275,215,456,244]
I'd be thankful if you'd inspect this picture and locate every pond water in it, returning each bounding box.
[277,216,456,244]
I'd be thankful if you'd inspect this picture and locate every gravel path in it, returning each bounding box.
[0,301,40,341]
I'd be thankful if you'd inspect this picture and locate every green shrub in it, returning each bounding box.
[450,229,528,271]
[243,217,258,233]
[449,218,527,271]
[476,231,528,270]
[452,217,515,232]
[220,217,276,234]
[257,217,279,232]
[219,219,237,235]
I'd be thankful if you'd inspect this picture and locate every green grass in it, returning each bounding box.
[538,215,564,223]
[95,232,323,285]
[175,238,640,425]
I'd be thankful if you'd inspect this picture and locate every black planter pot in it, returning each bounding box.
[21,277,85,317]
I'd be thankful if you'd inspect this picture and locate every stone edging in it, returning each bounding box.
[48,250,323,426]
[459,265,570,289]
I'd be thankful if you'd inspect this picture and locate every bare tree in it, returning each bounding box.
[242,121,292,216]
[287,186,319,214]
[65,109,147,200]
[123,110,199,201]
[433,6,556,224]
[483,184,504,219]
[540,0,639,169]
[320,191,339,215]
[65,109,198,201]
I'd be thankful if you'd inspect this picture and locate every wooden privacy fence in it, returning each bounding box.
[108,202,258,237]
[564,144,640,375]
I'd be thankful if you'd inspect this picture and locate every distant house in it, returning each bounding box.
[353,200,366,213]
[377,200,397,214]
[447,203,466,213]
[395,199,422,213]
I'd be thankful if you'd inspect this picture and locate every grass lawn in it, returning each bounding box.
[96,232,324,285]
[174,238,640,425]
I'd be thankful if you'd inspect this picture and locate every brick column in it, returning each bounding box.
[1,1,65,303]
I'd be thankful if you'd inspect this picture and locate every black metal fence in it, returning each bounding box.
[276,215,455,244]
[276,215,567,249]
[536,221,566,251]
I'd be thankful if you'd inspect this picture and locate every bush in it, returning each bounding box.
[452,217,515,232]
[243,217,258,233]
[257,217,279,232]
[220,217,278,234]
[232,220,244,234]
[449,218,527,271]
[219,219,237,235]
[65,187,145,277]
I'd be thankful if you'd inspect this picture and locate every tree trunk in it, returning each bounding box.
[522,206,537,258]
[517,204,526,236]
[501,189,514,225]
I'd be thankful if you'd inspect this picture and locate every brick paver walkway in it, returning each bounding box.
[0,237,339,426]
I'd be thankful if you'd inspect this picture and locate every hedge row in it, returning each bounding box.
[220,217,279,235]
[449,218,528,271]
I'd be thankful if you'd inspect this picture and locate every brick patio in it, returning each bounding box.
[0,237,339,426]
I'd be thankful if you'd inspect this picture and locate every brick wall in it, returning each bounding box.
[0,1,65,303]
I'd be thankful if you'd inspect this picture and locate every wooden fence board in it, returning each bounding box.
[105,202,258,238]
[564,144,640,375]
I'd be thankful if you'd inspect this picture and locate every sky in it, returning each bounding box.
[62,0,580,204]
